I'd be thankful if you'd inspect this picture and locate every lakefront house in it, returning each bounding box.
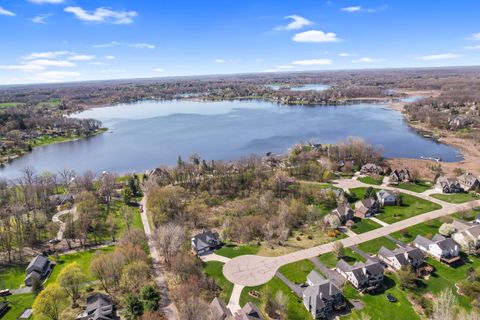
[360,163,384,176]
[389,168,412,184]
[435,176,462,194]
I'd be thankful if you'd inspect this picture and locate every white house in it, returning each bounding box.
[377,245,425,270]
[336,259,384,292]
[413,234,460,264]
[376,189,397,206]
[451,221,480,250]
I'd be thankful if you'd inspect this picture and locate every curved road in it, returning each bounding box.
[223,179,480,287]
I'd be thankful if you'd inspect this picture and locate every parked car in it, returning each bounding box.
[386,294,397,302]
[0,289,11,297]
[49,239,60,245]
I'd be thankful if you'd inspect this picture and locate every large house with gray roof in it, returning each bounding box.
[75,294,116,320]
[25,254,53,287]
[303,271,345,319]
[377,245,425,270]
[327,204,354,224]
[191,230,222,255]
[413,234,460,264]
[354,198,379,219]
[360,163,384,176]
[435,176,462,194]
[457,173,480,192]
[336,259,384,292]
[389,168,412,184]
[210,298,263,320]
[376,189,397,207]
[451,220,480,251]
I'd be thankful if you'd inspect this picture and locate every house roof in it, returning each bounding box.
[303,280,341,313]
[436,237,458,251]
[413,235,434,248]
[307,270,327,286]
[26,255,50,273]
[25,270,41,282]
[232,302,263,320]
[452,220,472,231]
[210,297,232,320]
[332,205,353,218]
[405,246,425,261]
[377,189,396,200]
[192,230,220,251]
[81,294,114,320]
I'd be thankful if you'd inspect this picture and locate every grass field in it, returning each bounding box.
[390,219,442,243]
[318,248,366,269]
[0,102,23,109]
[47,246,115,285]
[32,135,79,147]
[350,218,382,234]
[2,293,35,320]
[203,261,234,302]
[357,237,397,255]
[215,243,260,258]
[240,276,313,320]
[0,265,27,290]
[395,181,432,193]
[278,259,318,284]
[344,275,420,320]
[430,192,480,204]
[358,176,384,185]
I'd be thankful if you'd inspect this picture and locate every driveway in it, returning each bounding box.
[51,207,77,240]
[199,252,231,263]
[275,271,303,297]
[223,195,480,286]
[309,257,345,288]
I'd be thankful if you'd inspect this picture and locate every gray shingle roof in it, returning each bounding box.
[307,270,327,285]
[413,235,434,248]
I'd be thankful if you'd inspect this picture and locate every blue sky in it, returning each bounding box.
[0,0,479,84]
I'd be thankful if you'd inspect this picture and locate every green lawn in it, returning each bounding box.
[357,237,397,255]
[350,218,382,234]
[0,102,23,109]
[47,246,115,285]
[349,188,441,224]
[215,243,260,258]
[240,276,313,320]
[0,265,27,289]
[32,135,79,147]
[2,293,35,320]
[278,259,317,284]
[395,181,432,193]
[430,193,480,204]
[358,176,384,185]
[318,248,366,269]
[343,275,420,320]
[390,219,442,243]
[203,261,234,302]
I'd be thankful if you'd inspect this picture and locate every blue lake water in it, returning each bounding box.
[0,99,462,179]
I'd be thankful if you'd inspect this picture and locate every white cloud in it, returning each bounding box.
[154,68,164,72]
[93,41,122,48]
[275,15,313,31]
[0,64,45,72]
[104,55,115,60]
[68,55,96,61]
[416,53,462,60]
[29,0,64,4]
[214,59,225,63]
[276,65,294,69]
[292,58,332,66]
[27,71,81,82]
[293,30,340,43]
[0,7,15,16]
[29,59,75,67]
[31,15,50,24]
[133,43,155,49]
[262,69,278,73]
[339,52,355,57]
[64,6,138,24]
[23,51,71,60]
[467,32,480,41]
[465,45,480,50]
[352,57,385,63]
[341,6,361,12]
[89,62,105,65]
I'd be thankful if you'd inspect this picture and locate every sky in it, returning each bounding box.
[0,0,480,85]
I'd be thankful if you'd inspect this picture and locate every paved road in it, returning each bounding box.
[369,216,389,227]
[223,179,480,287]
[227,283,245,313]
[140,197,178,320]
[275,271,303,297]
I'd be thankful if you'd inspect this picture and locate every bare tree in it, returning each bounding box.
[155,223,185,265]
[432,288,457,320]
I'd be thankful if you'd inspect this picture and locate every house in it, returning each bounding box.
[48,194,74,206]
[210,298,263,320]
[25,254,53,287]
[75,294,115,320]
[354,198,379,218]
[360,163,384,176]
[0,302,8,318]
[457,173,480,192]
[435,176,462,194]
[191,230,222,255]
[413,234,460,264]
[323,188,347,204]
[389,168,412,184]
[376,189,397,206]
[377,245,425,270]
[452,221,480,250]
[328,204,354,224]
[336,259,384,292]
[303,271,345,319]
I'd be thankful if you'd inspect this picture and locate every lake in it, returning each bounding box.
[268,84,330,91]
[0,99,462,179]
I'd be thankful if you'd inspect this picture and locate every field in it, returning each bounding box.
[215,243,260,258]
[350,218,382,234]
[2,293,35,320]
[357,236,397,255]
[390,219,442,243]
[203,261,234,302]
[430,192,480,204]
[0,102,24,109]
[395,181,432,193]
[0,265,27,289]
[240,276,313,320]
[278,259,318,283]
[318,248,366,269]
[358,176,384,185]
